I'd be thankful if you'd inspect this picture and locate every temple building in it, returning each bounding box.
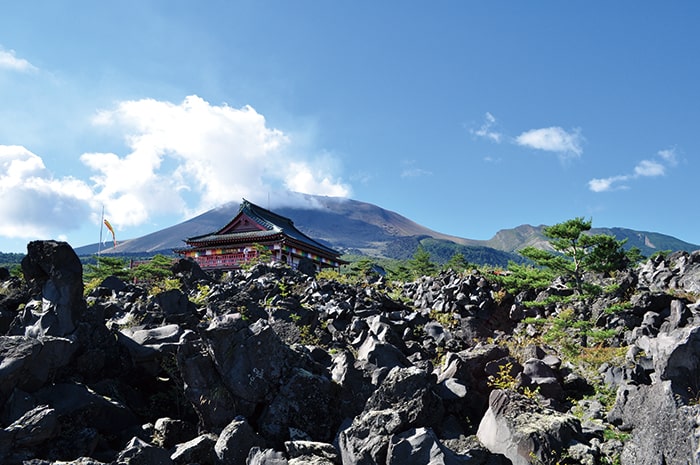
[175,199,345,271]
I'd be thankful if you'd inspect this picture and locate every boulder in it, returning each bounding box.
[636,324,700,400]
[115,436,173,465]
[170,433,218,465]
[20,240,85,338]
[152,417,197,450]
[259,368,339,443]
[171,258,211,288]
[176,332,243,431]
[4,404,59,448]
[477,389,584,465]
[247,447,289,465]
[608,381,700,465]
[338,366,444,465]
[285,440,340,465]
[386,427,471,465]
[203,316,300,405]
[0,335,76,406]
[214,417,266,465]
[170,433,217,465]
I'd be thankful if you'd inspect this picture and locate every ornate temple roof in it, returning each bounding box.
[183,199,342,258]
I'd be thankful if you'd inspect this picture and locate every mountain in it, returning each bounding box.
[483,223,700,257]
[73,195,700,265]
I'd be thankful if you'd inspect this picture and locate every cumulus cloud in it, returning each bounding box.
[515,127,584,158]
[0,95,351,243]
[0,47,38,72]
[588,148,677,193]
[633,160,665,177]
[0,145,93,238]
[471,112,503,143]
[84,95,350,227]
[588,175,630,193]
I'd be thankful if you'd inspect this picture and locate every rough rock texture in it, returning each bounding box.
[0,241,699,464]
[477,389,584,465]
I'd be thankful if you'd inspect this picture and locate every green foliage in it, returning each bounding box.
[520,217,630,295]
[240,243,273,270]
[132,254,174,282]
[487,362,518,390]
[190,283,212,307]
[429,309,458,330]
[443,252,469,272]
[649,249,672,261]
[0,252,24,270]
[83,255,132,282]
[148,278,181,295]
[582,234,629,274]
[315,268,353,285]
[386,262,412,282]
[487,362,540,399]
[495,261,555,294]
[624,246,645,265]
[522,294,572,309]
[346,257,383,281]
[604,301,632,314]
[409,244,437,278]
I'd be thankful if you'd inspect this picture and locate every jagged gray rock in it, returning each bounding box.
[214,417,266,464]
[477,389,584,465]
[1,240,699,464]
[20,240,85,337]
[170,433,217,465]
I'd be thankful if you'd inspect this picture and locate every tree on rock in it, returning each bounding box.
[519,217,630,295]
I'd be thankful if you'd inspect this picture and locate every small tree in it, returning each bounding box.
[84,255,132,282]
[496,261,555,295]
[409,244,437,278]
[444,252,469,273]
[132,254,174,283]
[519,217,629,295]
[242,243,273,269]
[348,257,380,280]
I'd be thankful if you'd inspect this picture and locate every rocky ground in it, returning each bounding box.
[0,240,699,464]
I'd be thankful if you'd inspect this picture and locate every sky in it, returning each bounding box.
[1,2,698,253]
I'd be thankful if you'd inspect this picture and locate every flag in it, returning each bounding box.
[104,219,116,248]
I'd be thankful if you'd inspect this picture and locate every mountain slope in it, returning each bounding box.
[75,196,483,256]
[483,224,699,257]
[73,195,699,264]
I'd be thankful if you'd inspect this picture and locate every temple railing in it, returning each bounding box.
[193,251,260,269]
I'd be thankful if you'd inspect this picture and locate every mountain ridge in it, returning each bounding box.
[72,195,700,264]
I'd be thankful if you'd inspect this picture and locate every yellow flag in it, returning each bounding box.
[104,219,116,248]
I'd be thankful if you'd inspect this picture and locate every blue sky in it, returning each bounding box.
[1,2,698,253]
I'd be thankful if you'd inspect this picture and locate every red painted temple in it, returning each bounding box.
[175,199,345,271]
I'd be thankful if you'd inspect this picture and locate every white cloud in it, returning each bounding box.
[0,145,93,238]
[84,95,350,226]
[588,175,630,193]
[516,126,584,158]
[633,160,665,177]
[472,112,502,143]
[589,147,678,193]
[0,96,350,243]
[284,162,351,197]
[0,48,38,72]
[657,148,678,166]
